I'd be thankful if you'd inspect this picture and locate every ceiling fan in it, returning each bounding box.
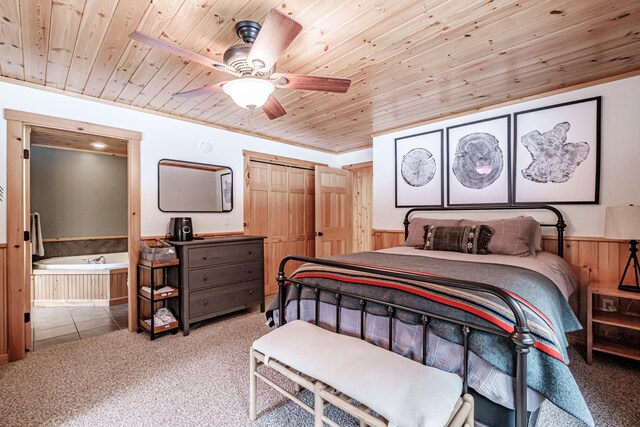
[129,9,351,120]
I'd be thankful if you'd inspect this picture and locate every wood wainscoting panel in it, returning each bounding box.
[372,229,631,342]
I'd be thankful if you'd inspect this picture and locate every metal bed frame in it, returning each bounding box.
[276,205,566,427]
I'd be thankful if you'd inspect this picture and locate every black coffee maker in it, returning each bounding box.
[169,217,194,241]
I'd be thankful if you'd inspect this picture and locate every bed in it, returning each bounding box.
[266,205,593,427]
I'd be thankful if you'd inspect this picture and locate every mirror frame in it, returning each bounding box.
[157,158,233,213]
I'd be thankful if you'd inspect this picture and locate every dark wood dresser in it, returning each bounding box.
[169,236,265,335]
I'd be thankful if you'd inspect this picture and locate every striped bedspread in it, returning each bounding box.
[267,251,593,426]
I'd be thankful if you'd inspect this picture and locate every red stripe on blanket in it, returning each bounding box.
[504,290,556,333]
[291,271,566,363]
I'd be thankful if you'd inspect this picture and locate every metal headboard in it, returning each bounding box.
[403,205,566,258]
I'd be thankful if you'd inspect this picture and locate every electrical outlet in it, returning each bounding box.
[601,298,617,312]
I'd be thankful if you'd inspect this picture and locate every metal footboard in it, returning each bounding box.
[276,255,535,427]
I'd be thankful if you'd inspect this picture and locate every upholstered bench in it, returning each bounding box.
[250,320,474,427]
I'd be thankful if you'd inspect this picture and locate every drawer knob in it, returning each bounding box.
[203,300,208,306]
[203,255,208,260]
[248,269,253,273]
[203,275,208,281]
[249,290,253,295]
[248,251,252,255]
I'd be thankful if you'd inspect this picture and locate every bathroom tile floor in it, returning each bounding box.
[31,304,128,351]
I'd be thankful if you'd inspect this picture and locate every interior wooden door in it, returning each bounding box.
[315,166,352,258]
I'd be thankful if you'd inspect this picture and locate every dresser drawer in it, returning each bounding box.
[188,261,263,291]
[188,242,263,268]
[189,280,263,320]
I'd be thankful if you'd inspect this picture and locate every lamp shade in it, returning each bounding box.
[223,78,275,109]
[604,205,640,239]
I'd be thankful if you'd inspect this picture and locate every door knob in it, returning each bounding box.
[315,232,324,237]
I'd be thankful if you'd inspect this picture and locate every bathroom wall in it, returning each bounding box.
[30,146,127,239]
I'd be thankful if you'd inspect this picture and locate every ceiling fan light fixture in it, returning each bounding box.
[223,78,275,109]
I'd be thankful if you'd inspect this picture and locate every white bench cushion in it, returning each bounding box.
[253,320,463,427]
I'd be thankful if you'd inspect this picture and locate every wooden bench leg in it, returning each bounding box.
[249,347,257,421]
[463,394,474,427]
[315,381,324,427]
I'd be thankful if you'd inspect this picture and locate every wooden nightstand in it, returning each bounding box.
[587,283,640,364]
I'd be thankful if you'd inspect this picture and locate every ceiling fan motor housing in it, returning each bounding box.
[224,43,275,78]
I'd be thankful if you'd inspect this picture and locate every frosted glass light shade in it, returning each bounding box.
[223,78,275,109]
[604,205,640,239]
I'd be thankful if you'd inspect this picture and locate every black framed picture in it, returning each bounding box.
[221,172,232,212]
[513,97,601,204]
[395,129,444,207]
[446,115,511,206]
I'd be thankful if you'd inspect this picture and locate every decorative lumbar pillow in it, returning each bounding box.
[403,218,462,247]
[422,225,493,254]
[460,216,540,256]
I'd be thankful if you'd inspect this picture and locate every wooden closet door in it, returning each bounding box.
[246,161,317,295]
[287,168,306,275]
[246,161,272,294]
[305,170,315,258]
[268,165,289,296]
[315,166,352,258]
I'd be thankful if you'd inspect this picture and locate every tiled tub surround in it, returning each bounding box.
[32,304,128,350]
[34,238,128,260]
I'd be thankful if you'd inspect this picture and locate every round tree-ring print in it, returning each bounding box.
[452,132,503,189]
[401,148,437,187]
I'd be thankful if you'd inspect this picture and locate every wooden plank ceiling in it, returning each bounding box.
[1,0,639,153]
[30,126,128,156]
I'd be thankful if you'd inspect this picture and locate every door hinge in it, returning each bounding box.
[23,149,29,159]
[24,312,31,323]
[24,231,30,241]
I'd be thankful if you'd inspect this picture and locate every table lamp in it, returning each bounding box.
[605,205,640,292]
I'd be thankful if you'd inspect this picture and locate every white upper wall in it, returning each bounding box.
[0,81,338,242]
[373,75,640,237]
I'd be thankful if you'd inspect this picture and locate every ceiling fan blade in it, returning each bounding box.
[129,31,238,76]
[174,82,227,98]
[272,73,351,93]
[262,94,286,120]
[246,9,302,72]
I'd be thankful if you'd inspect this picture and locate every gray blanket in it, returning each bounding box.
[266,251,593,426]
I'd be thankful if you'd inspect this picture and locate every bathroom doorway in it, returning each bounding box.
[4,110,141,362]
[29,128,130,350]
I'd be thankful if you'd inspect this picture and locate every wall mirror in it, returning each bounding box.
[158,159,233,212]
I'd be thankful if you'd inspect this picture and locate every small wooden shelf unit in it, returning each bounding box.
[587,283,640,364]
[137,258,180,340]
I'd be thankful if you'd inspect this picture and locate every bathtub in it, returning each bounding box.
[32,252,129,307]
[33,252,129,270]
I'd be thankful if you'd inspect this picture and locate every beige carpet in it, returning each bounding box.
[0,309,637,426]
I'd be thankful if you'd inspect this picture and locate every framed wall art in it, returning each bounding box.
[513,97,601,204]
[221,172,233,212]
[446,115,511,206]
[395,129,444,207]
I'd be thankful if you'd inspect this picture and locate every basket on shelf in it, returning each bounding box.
[139,239,177,261]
